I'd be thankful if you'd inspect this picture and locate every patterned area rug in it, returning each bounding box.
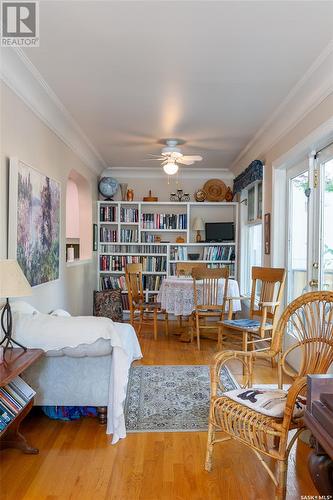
[124,365,238,432]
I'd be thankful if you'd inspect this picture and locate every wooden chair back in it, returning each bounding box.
[274,291,333,381]
[192,267,229,312]
[249,267,286,324]
[125,263,144,308]
[176,262,207,277]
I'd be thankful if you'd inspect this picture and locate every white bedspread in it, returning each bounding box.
[12,312,142,443]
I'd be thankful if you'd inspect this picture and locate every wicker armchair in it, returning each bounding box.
[125,263,168,340]
[205,291,333,499]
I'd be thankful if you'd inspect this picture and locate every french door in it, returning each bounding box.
[287,145,333,301]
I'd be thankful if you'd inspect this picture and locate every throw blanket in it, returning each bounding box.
[12,312,142,443]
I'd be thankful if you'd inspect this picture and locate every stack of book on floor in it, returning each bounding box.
[0,376,36,432]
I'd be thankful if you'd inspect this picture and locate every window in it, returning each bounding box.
[66,170,92,262]
[241,181,263,295]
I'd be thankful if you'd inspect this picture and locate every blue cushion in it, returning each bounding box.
[222,319,270,330]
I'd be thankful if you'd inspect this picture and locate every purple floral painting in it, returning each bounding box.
[16,163,60,286]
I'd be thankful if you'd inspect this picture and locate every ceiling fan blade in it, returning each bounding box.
[177,158,194,165]
[182,155,203,162]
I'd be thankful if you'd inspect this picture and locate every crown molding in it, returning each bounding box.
[231,41,333,175]
[108,166,234,180]
[0,48,106,174]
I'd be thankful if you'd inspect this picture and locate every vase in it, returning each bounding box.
[127,189,134,201]
[120,183,128,201]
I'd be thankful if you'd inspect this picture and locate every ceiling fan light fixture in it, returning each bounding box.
[163,161,179,175]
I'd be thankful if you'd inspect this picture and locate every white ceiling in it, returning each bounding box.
[23,1,333,172]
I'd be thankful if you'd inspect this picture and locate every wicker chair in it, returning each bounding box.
[218,266,286,356]
[205,291,333,499]
[125,263,168,340]
[191,267,230,350]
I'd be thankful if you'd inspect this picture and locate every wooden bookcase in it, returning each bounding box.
[97,201,239,312]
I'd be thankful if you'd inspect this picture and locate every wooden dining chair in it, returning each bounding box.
[125,263,168,340]
[176,262,207,277]
[218,266,286,357]
[191,267,230,350]
[205,291,333,499]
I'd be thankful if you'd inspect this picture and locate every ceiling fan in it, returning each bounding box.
[148,139,203,175]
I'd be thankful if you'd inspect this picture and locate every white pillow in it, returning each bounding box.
[50,309,71,317]
[10,301,39,315]
[223,387,306,419]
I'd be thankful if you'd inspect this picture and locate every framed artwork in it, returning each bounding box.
[93,223,98,251]
[9,158,61,287]
[264,213,271,255]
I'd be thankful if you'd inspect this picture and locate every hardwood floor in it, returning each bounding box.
[0,322,318,500]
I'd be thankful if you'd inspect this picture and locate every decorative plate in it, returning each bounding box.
[203,179,227,202]
[194,189,206,202]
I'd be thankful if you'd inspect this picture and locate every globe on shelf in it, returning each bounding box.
[98,169,119,200]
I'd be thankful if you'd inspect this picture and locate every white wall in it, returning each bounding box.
[103,169,234,203]
[0,82,98,315]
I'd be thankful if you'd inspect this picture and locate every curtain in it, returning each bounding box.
[233,160,264,194]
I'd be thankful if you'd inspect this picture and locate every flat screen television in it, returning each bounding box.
[205,222,234,242]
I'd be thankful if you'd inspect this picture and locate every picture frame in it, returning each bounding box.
[264,213,271,255]
[93,223,98,251]
[8,158,61,287]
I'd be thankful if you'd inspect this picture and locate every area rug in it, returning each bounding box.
[124,365,238,433]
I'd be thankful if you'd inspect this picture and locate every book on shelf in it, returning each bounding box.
[100,227,117,243]
[141,213,187,230]
[120,207,138,223]
[100,205,116,222]
[100,275,127,291]
[202,245,235,261]
[121,293,130,311]
[120,228,138,243]
[0,376,36,432]
[99,255,167,272]
[99,244,167,254]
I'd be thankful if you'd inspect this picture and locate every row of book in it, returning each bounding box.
[100,274,163,292]
[0,376,35,432]
[100,206,117,222]
[99,244,168,254]
[100,255,167,272]
[121,293,130,311]
[120,207,139,223]
[170,246,188,260]
[141,213,187,230]
[203,245,235,261]
[100,275,127,291]
[100,227,118,243]
[120,229,139,243]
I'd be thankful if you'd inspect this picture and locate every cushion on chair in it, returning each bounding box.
[221,319,272,331]
[223,387,306,419]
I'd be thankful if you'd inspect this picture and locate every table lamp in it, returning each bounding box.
[0,260,32,355]
[192,217,205,242]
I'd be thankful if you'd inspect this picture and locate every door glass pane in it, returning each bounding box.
[289,172,308,300]
[248,186,255,221]
[245,224,262,295]
[322,159,333,290]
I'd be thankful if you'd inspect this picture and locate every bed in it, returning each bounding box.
[10,303,142,444]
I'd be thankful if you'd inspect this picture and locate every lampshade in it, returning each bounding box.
[0,260,32,298]
[163,162,179,175]
[192,217,205,231]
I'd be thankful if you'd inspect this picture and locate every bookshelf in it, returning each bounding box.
[0,348,43,453]
[97,201,239,312]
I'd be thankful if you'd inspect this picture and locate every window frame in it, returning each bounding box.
[240,180,263,295]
